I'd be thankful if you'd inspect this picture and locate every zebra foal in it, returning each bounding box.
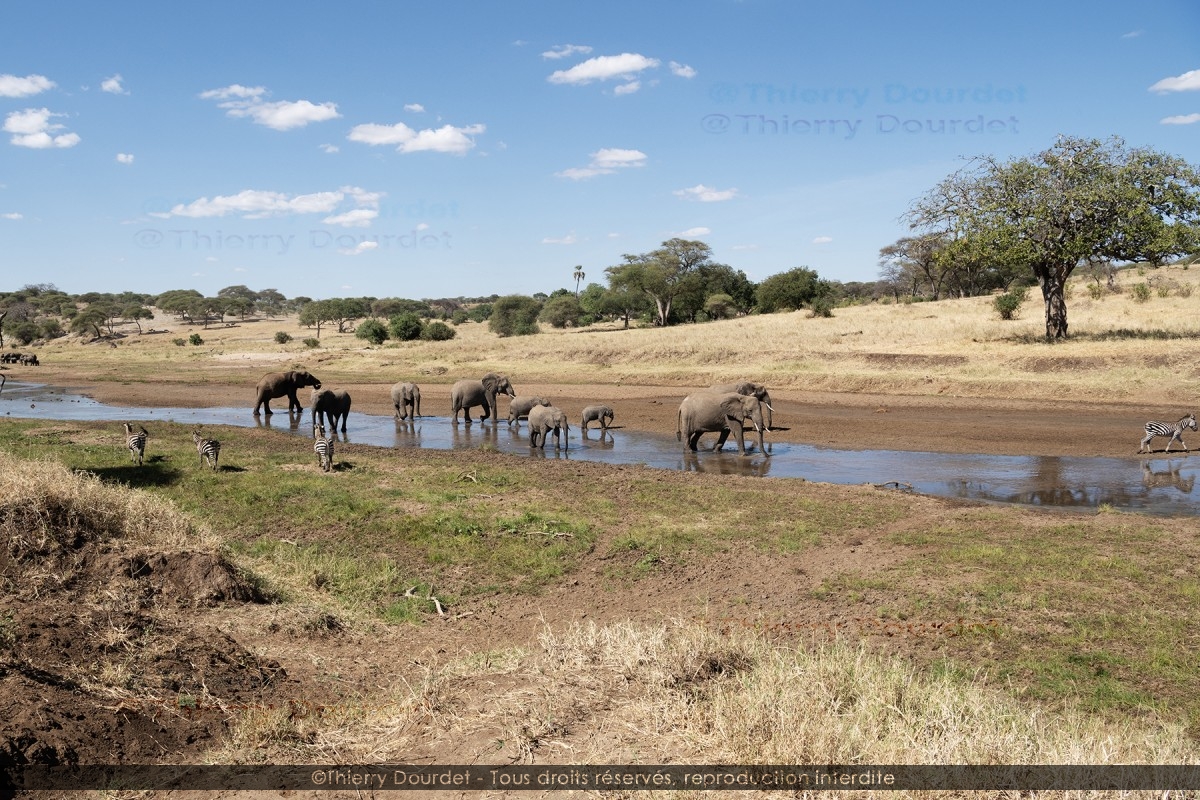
[313,422,335,472]
[192,430,221,470]
[1138,412,1198,454]
[123,422,148,465]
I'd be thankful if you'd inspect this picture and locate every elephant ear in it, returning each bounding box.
[482,373,501,393]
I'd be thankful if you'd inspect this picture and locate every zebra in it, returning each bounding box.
[123,422,148,465]
[192,430,221,470]
[1138,412,1198,454]
[313,422,334,472]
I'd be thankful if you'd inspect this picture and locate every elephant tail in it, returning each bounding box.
[676,408,682,441]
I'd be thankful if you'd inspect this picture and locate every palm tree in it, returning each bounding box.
[573,266,585,298]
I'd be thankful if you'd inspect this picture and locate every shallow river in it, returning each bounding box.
[2,382,1197,516]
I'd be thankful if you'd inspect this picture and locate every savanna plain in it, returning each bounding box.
[4,266,1200,798]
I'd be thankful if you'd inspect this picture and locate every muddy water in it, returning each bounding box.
[2,383,1197,516]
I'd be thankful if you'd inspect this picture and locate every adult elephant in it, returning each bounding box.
[528,404,570,449]
[677,391,768,456]
[507,395,551,427]
[711,381,774,430]
[311,388,352,433]
[253,370,321,415]
[451,372,515,424]
[391,381,422,420]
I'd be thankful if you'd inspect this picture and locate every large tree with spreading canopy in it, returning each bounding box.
[906,135,1200,338]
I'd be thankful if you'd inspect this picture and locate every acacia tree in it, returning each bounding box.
[907,135,1200,338]
[605,238,714,326]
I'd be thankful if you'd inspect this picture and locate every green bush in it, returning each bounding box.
[451,309,469,325]
[420,321,456,341]
[993,291,1024,320]
[355,319,389,345]
[9,322,39,345]
[807,298,835,318]
[303,337,320,348]
[388,312,424,341]
[188,333,203,346]
[1130,283,1151,303]
[172,337,186,346]
[1087,282,1106,300]
[489,295,542,337]
[274,331,293,344]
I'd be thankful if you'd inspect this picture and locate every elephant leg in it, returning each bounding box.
[713,427,731,452]
[686,430,702,451]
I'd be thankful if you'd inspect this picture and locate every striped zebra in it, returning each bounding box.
[313,422,334,472]
[192,430,221,470]
[123,422,148,465]
[1138,412,1197,454]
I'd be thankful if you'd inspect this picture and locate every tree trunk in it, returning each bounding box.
[1036,265,1070,339]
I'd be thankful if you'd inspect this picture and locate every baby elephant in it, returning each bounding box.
[507,395,551,427]
[391,381,421,420]
[580,404,614,432]
[528,404,570,449]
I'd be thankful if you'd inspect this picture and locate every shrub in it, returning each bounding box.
[303,337,320,349]
[993,290,1025,320]
[274,331,293,344]
[355,319,389,345]
[489,295,542,337]
[807,298,835,318]
[188,333,203,346]
[388,312,424,341]
[451,309,469,325]
[1130,283,1151,303]
[9,322,39,345]
[420,321,456,341]
[172,337,186,346]
[38,319,64,340]
[1087,283,1106,300]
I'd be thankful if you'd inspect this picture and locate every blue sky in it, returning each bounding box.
[1,0,1197,300]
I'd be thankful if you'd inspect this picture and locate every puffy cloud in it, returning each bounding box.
[1149,69,1200,93]
[4,108,80,148]
[347,121,485,154]
[340,241,378,256]
[614,81,641,96]
[676,227,711,237]
[323,208,378,227]
[116,153,134,164]
[548,53,660,85]
[2,212,23,220]
[0,74,55,98]
[1161,113,1200,125]
[543,44,593,60]
[669,61,697,78]
[674,184,739,202]
[320,143,339,153]
[404,103,425,112]
[556,147,647,180]
[200,84,340,130]
[152,185,382,221]
[101,74,128,94]
[813,236,833,244]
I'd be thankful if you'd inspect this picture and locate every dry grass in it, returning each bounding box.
[230,620,1197,797]
[29,264,1200,407]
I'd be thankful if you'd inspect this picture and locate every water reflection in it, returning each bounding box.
[1,382,1198,516]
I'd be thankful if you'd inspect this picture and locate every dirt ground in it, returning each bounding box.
[51,375,1180,459]
[3,373,1194,794]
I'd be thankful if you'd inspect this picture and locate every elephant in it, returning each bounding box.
[507,395,551,427]
[451,372,516,424]
[311,388,352,433]
[580,404,615,432]
[391,381,422,420]
[677,391,769,456]
[711,381,774,430]
[253,370,321,415]
[528,404,570,449]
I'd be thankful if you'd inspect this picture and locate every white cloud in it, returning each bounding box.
[677,227,710,237]
[1121,29,1144,38]
[543,44,593,60]
[556,147,648,180]
[153,185,383,221]
[614,81,641,96]
[542,232,578,245]
[340,242,378,256]
[4,108,80,148]
[1149,69,1200,93]
[116,153,134,164]
[0,74,55,98]
[200,84,340,130]
[347,121,485,154]
[669,61,697,78]
[548,53,660,85]
[674,184,739,202]
[1161,113,1200,125]
[323,208,378,227]
[101,74,128,94]
[415,222,430,231]
[731,244,759,251]
[404,103,425,112]
[320,143,339,153]
[2,212,23,220]
[813,235,833,244]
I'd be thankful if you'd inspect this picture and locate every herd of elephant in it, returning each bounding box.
[250,370,775,457]
[0,352,39,365]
